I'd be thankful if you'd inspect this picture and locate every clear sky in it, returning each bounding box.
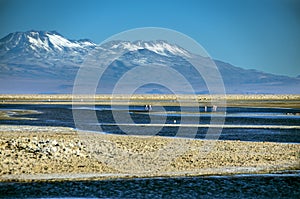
[1,0,299,77]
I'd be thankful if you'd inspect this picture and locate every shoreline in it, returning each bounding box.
[1,94,300,108]
[2,168,299,183]
[0,125,299,182]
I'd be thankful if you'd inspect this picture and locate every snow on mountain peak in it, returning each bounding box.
[106,40,191,57]
[0,31,98,67]
[1,30,191,58]
[0,31,194,69]
[0,30,97,53]
[27,33,50,51]
[46,33,81,50]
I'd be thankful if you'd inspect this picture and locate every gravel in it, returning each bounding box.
[0,125,299,182]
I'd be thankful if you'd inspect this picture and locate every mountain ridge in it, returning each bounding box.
[0,30,299,94]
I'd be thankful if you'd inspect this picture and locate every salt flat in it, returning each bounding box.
[0,94,299,182]
[1,94,299,108]
[0,125,298,182]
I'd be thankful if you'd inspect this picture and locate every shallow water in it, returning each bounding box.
[1,172,299,198]
[0,104,299,143]
[0,104,300,198]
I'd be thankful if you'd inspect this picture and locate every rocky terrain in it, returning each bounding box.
[0,127,115,178]
[0,125,299,182]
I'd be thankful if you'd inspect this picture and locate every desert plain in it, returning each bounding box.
[0,94,299,182]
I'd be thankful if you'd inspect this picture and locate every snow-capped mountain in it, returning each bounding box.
[0,30,95,52]
[103,40,191,57]
[0,30,299,94]
[0,30,96,67]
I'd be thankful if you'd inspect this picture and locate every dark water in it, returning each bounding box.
[1,104,299,143]
[0,104,299,198]
[1,173,300,198]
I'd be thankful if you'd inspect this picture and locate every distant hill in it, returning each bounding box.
[0,30,299,94]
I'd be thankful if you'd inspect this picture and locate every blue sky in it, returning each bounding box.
[1,0,299,77]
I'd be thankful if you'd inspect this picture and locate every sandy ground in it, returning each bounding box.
[0,125,299,182]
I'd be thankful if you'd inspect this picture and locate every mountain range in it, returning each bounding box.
[0,30,299,94]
